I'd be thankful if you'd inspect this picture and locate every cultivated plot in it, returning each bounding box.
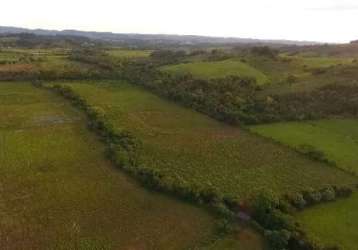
[0,82,217,249]
[61,81,357,201]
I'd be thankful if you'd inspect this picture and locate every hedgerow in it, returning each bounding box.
[33,81,238,219]
[121,61,358,126]
[34,81,357,250]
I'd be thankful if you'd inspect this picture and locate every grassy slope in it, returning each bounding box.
[0,82,218,249]
[62,81,357,201]
[106,48,151,59]
[247,55,356,96]
[295,56,353,68]
[160,59,268,85]
[296,193,358,250]
[250,119,358,175]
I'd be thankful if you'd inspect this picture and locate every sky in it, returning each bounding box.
[1,0,357,43]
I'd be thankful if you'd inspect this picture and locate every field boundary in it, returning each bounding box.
[248,127,357,177]
[33,81,261,248]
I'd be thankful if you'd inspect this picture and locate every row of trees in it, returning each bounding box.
[122,60,358,126]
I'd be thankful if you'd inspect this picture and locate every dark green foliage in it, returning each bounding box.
[250,46,279,59]
[302,188,322,205]
[252,193,294,229]
[321,187,336,202]
[150,50,187,65]
[289,193,307,210]
[122,60,358,126]
[258,84,358,123]
[297,144,332,164]
[265,229,291,249]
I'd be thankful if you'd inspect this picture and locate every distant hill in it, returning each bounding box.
[0,26,318,47]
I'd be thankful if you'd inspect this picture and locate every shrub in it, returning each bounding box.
[303,188,322,205]
[334,186,353,198]
[265,229,291,250]
[298,144,330,163]
[321,187,336,201]
[289,193,307,209]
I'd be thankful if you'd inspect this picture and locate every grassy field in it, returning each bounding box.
[57,81,357,201]
[0,48,105,79]
[106,48,151,59]
[0,82,221,249]
[295,56,353,69]
[296,192,358,250]
[250,119,358,175]
[246,54,356,96]
[160,59,269,85]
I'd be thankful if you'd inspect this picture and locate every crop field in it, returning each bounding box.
[295,56,353,69]
[0,49,104,80]
[250,119,358,175]
[160,59,269,84]
[253,55,358,96]
[106,48,152,59]
[56,81,357,201]
[0,82,220,249]
[296,192,358,250]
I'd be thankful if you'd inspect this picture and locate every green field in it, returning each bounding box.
[279,54,353,69]
[0,82,220,249]
[296,56,353,68]
[250,119,358,175]
[160,59,269,84]
[106,48,151,59]
[296,192,358,250]
[56,81,357,201]
[250,119,358,248]
[247,54,356,96]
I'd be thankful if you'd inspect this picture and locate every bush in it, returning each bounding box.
[303,188,322,205]
[334,186,353,198]
[321,187,336,201]
[289,193,307,209]
[265,229,291,250]
[252,192,295,231]
[298,144,331,164]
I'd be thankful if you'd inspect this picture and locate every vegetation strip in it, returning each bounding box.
[34,81,260,247]
[37,81,358,250]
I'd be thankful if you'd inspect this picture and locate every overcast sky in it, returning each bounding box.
[1,0,357,43]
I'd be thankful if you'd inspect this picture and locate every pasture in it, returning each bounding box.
[0,82,219,249]
[250,119,358,175]
[160,59,269,84]
[0,48,107,80]
[247,54,356,95]
[58,81,357,201]
[106,48,151,59]
[296,192,358,250]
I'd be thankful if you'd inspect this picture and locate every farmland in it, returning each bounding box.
[106,48,152,59]
[55,81,357,201]
[250,119,358,249]
[296,192,358,250]
[250,119,358,175]
[1,31,358,250]
[0,48,112,80]
[0,82,220,249]
[160,59,269,84]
